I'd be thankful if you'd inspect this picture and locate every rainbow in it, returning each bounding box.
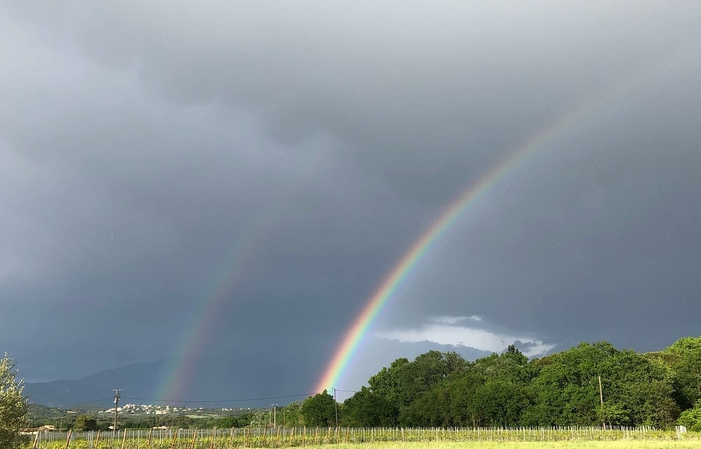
[313,53,681,392]
[155,230,266,401]
[156,148,329,401]
[314,125,562,392]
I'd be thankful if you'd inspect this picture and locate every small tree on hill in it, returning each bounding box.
[74,415,98,431]
[0,354,28,449]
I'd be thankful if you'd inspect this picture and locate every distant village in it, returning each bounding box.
[99,403,245,415]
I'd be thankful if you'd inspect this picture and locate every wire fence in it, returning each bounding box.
[27,426,700,448]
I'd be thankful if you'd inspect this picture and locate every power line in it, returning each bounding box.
[40,388,361,411]
[59,396,115,410]
[120,392,319,404]
[113,389,123,438]
[332,388,339,429]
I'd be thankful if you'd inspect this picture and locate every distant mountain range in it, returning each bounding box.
[24,355,306,409]
[26,360,166,409]
[24,341,503,409]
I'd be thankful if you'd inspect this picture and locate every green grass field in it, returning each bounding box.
[29,441,701,449]
[339,443,701,449]
[28,427,701,449]
[27,428,701,449]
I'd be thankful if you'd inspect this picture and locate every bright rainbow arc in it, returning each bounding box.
[314,124,557,392]
[313,50,681,392]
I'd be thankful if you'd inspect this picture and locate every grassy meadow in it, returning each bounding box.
[29,441,701,449]
[28,427,701,449]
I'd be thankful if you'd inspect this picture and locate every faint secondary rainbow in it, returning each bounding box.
[314,52,683,392]
[155,222,270,402]
[155,146,331,402]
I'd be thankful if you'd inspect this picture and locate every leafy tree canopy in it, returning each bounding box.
[0,354,29,449]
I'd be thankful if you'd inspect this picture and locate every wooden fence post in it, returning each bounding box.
[170,429,178,449]
[64,429,72,449]
[190,428,198,449]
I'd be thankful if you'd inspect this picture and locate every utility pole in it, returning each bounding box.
[113,389,122,438]
[271,404,278,429]
[598,376,605,430]
[332,388,338,429]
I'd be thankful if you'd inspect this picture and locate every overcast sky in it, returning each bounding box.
[2,1,700,397]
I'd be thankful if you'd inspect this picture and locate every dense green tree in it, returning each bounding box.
[364,351,469,427]
[367,357,409,417]
[301,390,337,427]
[518,342,680,428]
[598,349,678,427]
[396,351,468,407]
[662,337,701,410]
[678,401,701,431]
[447,367,484,427]
[523,342,618,427]
[472,378,530,427]
[73,415,98,431]
[343,387,397,427]
[280,402,304,427]
[0,354,28,449]
[398,347,534,427]
[400,381,454,427]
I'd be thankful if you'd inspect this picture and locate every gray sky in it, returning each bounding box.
[2,1,700,397]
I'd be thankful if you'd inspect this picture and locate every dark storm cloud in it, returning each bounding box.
[1,1,700,393]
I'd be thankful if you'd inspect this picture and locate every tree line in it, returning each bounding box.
[301,337,701,430]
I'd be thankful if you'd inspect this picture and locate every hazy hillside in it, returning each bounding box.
[24,360,165,409]
[23,343,494,409]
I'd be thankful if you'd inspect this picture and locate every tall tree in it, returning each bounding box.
[0,354,28,449]
[73,415,98,431]
[343,387,397,427]
[301,390,337,427]
[663,336,701,409]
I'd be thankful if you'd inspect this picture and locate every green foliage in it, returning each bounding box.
[663,337,701,410]
[249,410,271,428]
[27,427,701,448]
[517,343,679,428]
[0,354,29,449]
[279,402,304,427]
[26,404,68,428]
[73,414,98,431]
[18,335,701,433]
[342,386,397,427]
[678,401,701,431]
[340,337,701,429]
[214,413,253,428]
[301,390,337,427]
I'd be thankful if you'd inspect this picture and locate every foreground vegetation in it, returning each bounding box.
[29,337,701,433]
[26,428,701,449]
[5,335,701,448]
[305,337,701,430]
[1,354,28,449]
